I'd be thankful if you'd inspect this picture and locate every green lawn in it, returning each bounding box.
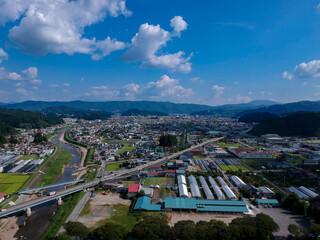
[18,155,38,160]
[144,177,168,187]
[236,165,248,171]
[97,204,142,231]
[105,162,122,171]
[117,146,136,154]
[0,174,30,194]
[219,165,230,171]
[241,158,271,169]
[218,142,242,148]
[37,146,72,187]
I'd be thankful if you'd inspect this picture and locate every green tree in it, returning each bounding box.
[130,215,172,240]
[64,221,89,238]
[33,132,48,143]
[90,222,128,240]
[56,232,71,240]
[288,224,306,237]
[173,220,196,240]
[309,224,320,238]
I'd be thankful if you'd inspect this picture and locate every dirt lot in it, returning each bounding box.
[167,212,242,226]
[77,192,131,228]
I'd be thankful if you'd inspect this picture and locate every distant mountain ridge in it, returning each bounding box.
[237,100,320,116]
[121,109,168,116]
[40,106,111,120]
[249,112,320,137]
[0,99,279,115]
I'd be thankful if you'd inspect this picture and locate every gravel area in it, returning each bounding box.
[77,192,131,228]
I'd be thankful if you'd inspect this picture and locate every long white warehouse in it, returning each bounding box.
[288,186,309,200]
[230,176,246,188]
[298,186,319,199]
[199,176,214,199]
[177,175,187,185]
[188,175,201,198]
[216,176,227,187]
[208,176,225,200]
[178,183,188,197]
[222,184,237,200]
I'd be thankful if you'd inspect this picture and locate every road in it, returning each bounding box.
[0,136,224,218]
[58,190,92,234]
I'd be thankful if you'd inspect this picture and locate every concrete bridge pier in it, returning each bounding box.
[57,197,63,206]
[26,208,32,217]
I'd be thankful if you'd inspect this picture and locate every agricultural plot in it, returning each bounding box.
[215,159,248,171]
[0,174,30,194]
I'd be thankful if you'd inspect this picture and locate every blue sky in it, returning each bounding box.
[1,0,320,105]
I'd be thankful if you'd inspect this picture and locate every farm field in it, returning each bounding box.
[105,162,122,171]
[219,165,248,171]
[218,142,242,148]
[18,155,38,160]
[144,177,168,187]
[0,174,30,194]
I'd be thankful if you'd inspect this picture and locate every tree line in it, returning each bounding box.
[57,213,280,240]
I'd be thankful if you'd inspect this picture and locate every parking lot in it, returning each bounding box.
[256,207,312,238]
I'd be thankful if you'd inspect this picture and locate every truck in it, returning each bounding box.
[47,191,56,196]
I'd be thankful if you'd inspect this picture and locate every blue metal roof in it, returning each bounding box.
[196,200,247,206]
[256,199,279,204]
[165,197,197,209]
[134,196,161,211]
[197,205,249,213]
[164,197,248,213]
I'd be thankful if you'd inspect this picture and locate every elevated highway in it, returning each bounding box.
[0,136,223,218]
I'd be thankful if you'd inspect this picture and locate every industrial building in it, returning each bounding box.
[164,197,248,214]
[216,176,237,200]
[230,175,246,188]
[199,176,214,199]
[208,176,225,200]
[188,175,201,198]
[288,186,309,200]
[134,196,161,211]
[255,199,279,207]
[298,186,319,199]
[258,186,275,198]
[177,175,188,197]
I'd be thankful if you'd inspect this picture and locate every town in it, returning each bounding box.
[0,114,319,239]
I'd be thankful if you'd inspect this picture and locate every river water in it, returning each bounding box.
[14,129,82,239]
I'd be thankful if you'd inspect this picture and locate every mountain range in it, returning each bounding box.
[0,100,278,115]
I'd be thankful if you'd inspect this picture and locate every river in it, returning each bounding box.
[14,129,82,239]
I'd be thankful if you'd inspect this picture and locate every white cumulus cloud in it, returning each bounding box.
[22,66,38,79]
[170,16,188,37]
[3,0,130,59]
[142,51,192,73]
[0,48,8,63]
[283,60,320,80]
[122,17,192,73]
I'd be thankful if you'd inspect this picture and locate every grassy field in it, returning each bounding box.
[84,148,94,166]
[105,162,122,171]
[18,155,38,160]
[117,145,136,154]
[0,174,30,194]
[144,177,167,187]
[37,146,72,187]
[241,159,271,169]
[219,165,230,171]
[218,165,248,171]
[218,142,242,148]
[97,204,143,231]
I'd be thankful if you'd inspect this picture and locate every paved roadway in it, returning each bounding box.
[58,190,92,234]
[0,136,224,218]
